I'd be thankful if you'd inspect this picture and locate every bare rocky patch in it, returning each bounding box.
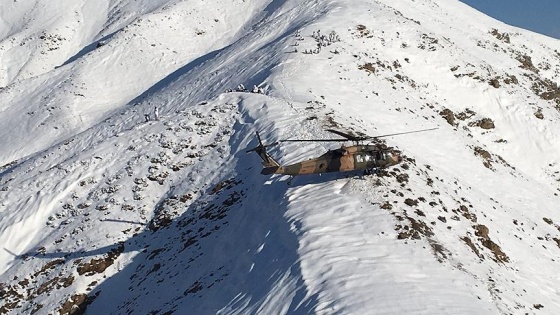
[474,224,509,263]
[542,217,560,234]
[516,54,539,74]
[358,62,376,75]
[439,108,456,126]
[395,214,434,240]
[418,33,442,51]
[530,77,560,108]
[490,29,510,43]
[149,192,196,231]
[355,24,371,38]
[473,146,512,170]
[469,117,495,130]
[58,292,99,315]
[474,146,493,169]
[534,107,544,119]
[439,108,484,129]
[77,244,125,276]
[462,236,483,259]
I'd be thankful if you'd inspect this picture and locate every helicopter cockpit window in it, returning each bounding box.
[357,154,372,163]
[333,148,346,157]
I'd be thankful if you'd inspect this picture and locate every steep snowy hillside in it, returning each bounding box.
[0,0,272,165]
[1,0,560,314]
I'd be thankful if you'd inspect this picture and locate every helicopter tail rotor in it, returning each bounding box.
[246,131,280,169]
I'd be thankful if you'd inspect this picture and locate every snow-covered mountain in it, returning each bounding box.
[1,0,560,314]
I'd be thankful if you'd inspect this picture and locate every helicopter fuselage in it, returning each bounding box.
[262,145,401,175]
[247,128,435,178]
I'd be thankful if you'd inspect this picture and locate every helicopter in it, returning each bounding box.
[246,127,437,180]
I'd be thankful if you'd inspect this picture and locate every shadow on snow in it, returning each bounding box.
[14,134,319,314]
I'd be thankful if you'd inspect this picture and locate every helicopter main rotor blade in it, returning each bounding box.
[280,138,348,142]
[372,127,438,139]
[279,127,437,144]
[324,129,367,141]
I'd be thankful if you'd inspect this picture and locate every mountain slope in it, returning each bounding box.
[1,0,560,314]
[0,0,272,165]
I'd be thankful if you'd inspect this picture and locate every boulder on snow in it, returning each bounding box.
[476,118,495,129]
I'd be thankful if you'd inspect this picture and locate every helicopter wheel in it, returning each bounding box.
[364,168,377,176]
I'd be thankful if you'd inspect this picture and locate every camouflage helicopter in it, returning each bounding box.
[246,128,436,181]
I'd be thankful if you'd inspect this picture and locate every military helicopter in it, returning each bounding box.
[246,128,437,181]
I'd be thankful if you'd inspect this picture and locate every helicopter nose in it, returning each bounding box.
[390,152,403,164]
[390,152,401,164]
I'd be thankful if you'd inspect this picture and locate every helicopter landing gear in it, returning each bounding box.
[287,176,294,186]
[363,168,376,176]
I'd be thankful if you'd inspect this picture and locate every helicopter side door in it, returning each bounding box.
[326,148,353,172]
[354,153,374,170]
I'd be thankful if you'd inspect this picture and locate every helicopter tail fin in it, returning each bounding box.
[246,131,280,173]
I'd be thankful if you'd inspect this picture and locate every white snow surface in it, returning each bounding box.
[1,0,560,314]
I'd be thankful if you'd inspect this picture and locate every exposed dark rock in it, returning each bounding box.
[455,108,476,121]
[396,173,409,184]
[58,292,98,315]
[503,74,518,85]
[533,107,544,119]
[404,198,418,206]
[490,29,510,43]
[380,202,393,210]
[474,146,492,169]
[358,62,376,74]
[429,240,448,262]
[184,281,203,295]
[474,225,509,263]
[517,54,539,73]
[489,78,500,88]
[531,77,560,107]
[534,304,544,310]
[439,108,456,126]
[477,118,495,129]
[461,236,483,259]
[76,244,124,276]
